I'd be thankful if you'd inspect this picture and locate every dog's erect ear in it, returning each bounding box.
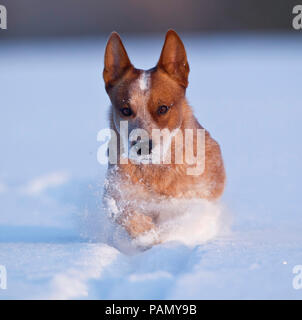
[103,32,133,90]
[157,30,190,88]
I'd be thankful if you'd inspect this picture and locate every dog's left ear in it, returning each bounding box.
[157,30,190,88]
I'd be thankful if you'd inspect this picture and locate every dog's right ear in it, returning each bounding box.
[103,32,132,91]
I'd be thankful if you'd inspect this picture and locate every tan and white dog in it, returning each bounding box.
[102,30,225,241]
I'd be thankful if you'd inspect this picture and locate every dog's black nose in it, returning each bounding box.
[136,139,153,156]
[148,139,153,154]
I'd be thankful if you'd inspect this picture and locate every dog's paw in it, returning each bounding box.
[124,212,155,238]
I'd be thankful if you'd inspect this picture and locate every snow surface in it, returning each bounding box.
[0,34,302,299]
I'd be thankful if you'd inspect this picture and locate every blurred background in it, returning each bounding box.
[0,0,300,37]
[1,0,302,299]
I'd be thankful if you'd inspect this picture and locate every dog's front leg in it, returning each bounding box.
[119,211,156,239]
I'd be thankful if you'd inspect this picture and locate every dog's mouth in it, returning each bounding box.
[128,139,154,163]
[130,139,153,155]
[119,127,181,165]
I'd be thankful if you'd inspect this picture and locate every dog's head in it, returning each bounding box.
[103,30,190,162]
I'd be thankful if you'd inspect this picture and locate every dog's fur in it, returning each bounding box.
[102,30,226,239]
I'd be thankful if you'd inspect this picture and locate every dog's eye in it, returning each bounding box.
[121,107,133,117]
[157,105,169,115]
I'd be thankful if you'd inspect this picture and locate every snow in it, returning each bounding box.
[20,171,70,196]
[0,34,302,299]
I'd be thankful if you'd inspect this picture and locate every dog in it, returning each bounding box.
[102,30,225,242]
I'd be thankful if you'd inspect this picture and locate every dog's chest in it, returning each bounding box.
[104,165,211,215]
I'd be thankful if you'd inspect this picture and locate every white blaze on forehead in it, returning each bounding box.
[129,71,151,110]
[138,71,150,91]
